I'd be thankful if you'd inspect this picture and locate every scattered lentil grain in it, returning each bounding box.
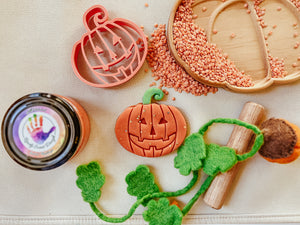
[147,24,218,96]
[149,82,156,87]
[294,32,299,38]
[146,0,300,95]
[268,56,286,78]
[173,0,253,87]
[290,0,300,11]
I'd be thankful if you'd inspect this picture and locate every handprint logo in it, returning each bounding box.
[26,114,56,145]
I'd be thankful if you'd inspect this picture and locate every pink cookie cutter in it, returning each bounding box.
[71,5,148,88]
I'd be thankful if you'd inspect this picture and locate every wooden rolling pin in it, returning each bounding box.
[203,101,265,209]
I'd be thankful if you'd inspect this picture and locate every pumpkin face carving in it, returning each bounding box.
[115,88,187,157]
[72,5,147,88]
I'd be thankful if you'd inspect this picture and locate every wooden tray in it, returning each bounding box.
[167,0,300,92]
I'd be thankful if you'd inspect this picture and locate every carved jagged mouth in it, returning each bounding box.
[129,133,176,150]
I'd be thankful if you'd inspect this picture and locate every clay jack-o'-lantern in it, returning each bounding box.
[115,88,187,157]
[72,5,147,87]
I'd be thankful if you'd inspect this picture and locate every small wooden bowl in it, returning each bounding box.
[167,0,300,92]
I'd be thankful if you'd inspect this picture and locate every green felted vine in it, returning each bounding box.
[126,165,159,206]
[76,161,105,203]
[174,133,206,176]
[143,198,183,225]
[76,118,264,225]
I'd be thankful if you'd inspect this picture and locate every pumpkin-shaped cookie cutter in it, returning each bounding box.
[72,5,148,88]
[167,0,300,92]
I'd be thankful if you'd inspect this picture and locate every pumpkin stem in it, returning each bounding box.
[83,5,108,31]
[142,88,164,104]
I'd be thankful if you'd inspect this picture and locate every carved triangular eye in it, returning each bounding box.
[113,36,121,46]
[94,46,104,54]
[159,118,168,124]
[140,118,147,124]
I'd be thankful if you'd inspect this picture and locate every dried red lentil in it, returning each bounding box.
[294,32,299,38]
[290,0,300,14]
[173,0,253,87]
[268,56,287,78]
[253,0,300,78]
[147,24,218,96]
[149,82,156,87]
[212,29,218,34]
[147,0,300,95]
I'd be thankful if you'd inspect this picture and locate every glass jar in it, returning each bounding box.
[1,93,90,170]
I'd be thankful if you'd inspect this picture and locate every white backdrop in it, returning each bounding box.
[0,0,300,224]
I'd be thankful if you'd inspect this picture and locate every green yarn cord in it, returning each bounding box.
[198,118,264,162]
[182,175,215,216]
[142,87,164,104]
[79,118,264,224]
[89,170,199,223]
[236,133,264,161]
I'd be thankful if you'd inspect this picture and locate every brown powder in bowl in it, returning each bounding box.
[259,118,297,159]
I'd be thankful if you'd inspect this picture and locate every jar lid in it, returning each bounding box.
[1,93,81,170]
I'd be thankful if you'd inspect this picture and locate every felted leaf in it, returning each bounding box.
[174,133,206,176]
[203,144,237,176]
[143,198,183,225]
[76,161,105,203]
[126,165,159,206]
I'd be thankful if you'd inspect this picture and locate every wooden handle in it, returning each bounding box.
[203,101,265,209]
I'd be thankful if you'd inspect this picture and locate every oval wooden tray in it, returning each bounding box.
[167,0,300,92]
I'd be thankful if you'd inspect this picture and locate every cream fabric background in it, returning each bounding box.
[0,0,300,224]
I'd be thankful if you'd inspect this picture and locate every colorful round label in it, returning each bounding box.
[12,106,66,158]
